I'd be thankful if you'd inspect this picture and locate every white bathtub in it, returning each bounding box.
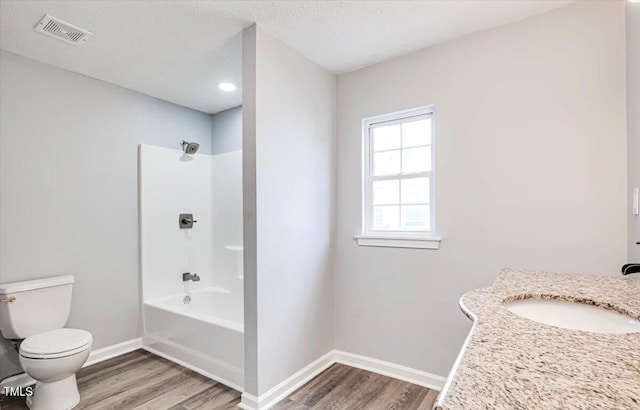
[142,287,243,390]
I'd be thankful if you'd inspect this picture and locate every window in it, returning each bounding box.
[356,106,440,249]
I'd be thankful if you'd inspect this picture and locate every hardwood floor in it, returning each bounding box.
[0,351,438,410]
[0,350,240,410]
[273,364,438,410]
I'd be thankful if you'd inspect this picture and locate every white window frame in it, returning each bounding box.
[355,105,441,250]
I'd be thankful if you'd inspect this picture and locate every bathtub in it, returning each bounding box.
[142,286,243,390]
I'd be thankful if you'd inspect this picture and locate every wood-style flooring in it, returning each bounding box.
[0,350,438,410]
[272,363,439,410]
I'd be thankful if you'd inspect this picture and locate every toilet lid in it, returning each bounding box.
[20,328,92,359]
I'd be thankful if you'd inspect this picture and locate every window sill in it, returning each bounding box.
[354,235,441,250]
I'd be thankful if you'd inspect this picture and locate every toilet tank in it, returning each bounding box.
[0,275,74,339]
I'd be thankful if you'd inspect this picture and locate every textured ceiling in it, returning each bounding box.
[217,0,574,73]
[0,1,573,114]
[0,1,246,114]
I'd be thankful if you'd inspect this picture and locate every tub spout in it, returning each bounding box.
[182,272,201,282]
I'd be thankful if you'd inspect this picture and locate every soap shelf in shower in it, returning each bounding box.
[224,246,244,280]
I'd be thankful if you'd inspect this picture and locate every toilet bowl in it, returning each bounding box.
[0,275,92,410]
[19,328,92,410]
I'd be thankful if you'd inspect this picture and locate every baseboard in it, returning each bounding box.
[334,350,446,392]
[240,350,335,410]
[0,338,142,390]
[239,350,446,410]
[84,338,142,367]
[238,393,259,410]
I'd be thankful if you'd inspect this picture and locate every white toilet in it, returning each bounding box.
[0,275,92,410]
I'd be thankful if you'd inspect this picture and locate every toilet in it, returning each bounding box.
[0,275,92,410]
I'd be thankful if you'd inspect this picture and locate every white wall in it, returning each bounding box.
[628,2,640,262]
[242,25,259,396]
[139,146,243,300]
[334,1,627,378]
[242,25,336,397]
[211,150,244,296]
[212,106,243,155]
[139,145,215,301]
[0,51,213,380]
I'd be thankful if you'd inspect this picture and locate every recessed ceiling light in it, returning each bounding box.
[218,82,237,92]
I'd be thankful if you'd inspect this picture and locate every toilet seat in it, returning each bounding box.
[20,328,92,359]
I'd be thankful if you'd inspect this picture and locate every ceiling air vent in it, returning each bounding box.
[35,15,92,46]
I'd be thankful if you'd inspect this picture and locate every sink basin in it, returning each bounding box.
[504,299,640,334]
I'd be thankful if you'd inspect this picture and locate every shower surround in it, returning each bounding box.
[138,144,244,390]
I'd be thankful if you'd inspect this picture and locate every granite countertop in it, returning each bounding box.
[434,269,640,410]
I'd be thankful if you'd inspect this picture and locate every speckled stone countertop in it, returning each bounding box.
[434,269,640,410]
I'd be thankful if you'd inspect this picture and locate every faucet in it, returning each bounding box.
[621,264,640,276]
[182,272,201,282]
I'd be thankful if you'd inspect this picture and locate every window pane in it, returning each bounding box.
[402,146,430,174]
[401,177,429,204]
[374,150,401,176]
[401,205,430,231]
[373,124,401,151]
[402,118,431,147]
[373,180,399,205]
[373,206,400,231]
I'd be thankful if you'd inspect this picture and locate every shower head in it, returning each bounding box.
[181,140,200,155]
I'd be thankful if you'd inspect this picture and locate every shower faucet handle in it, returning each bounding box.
[179,213,197,229]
